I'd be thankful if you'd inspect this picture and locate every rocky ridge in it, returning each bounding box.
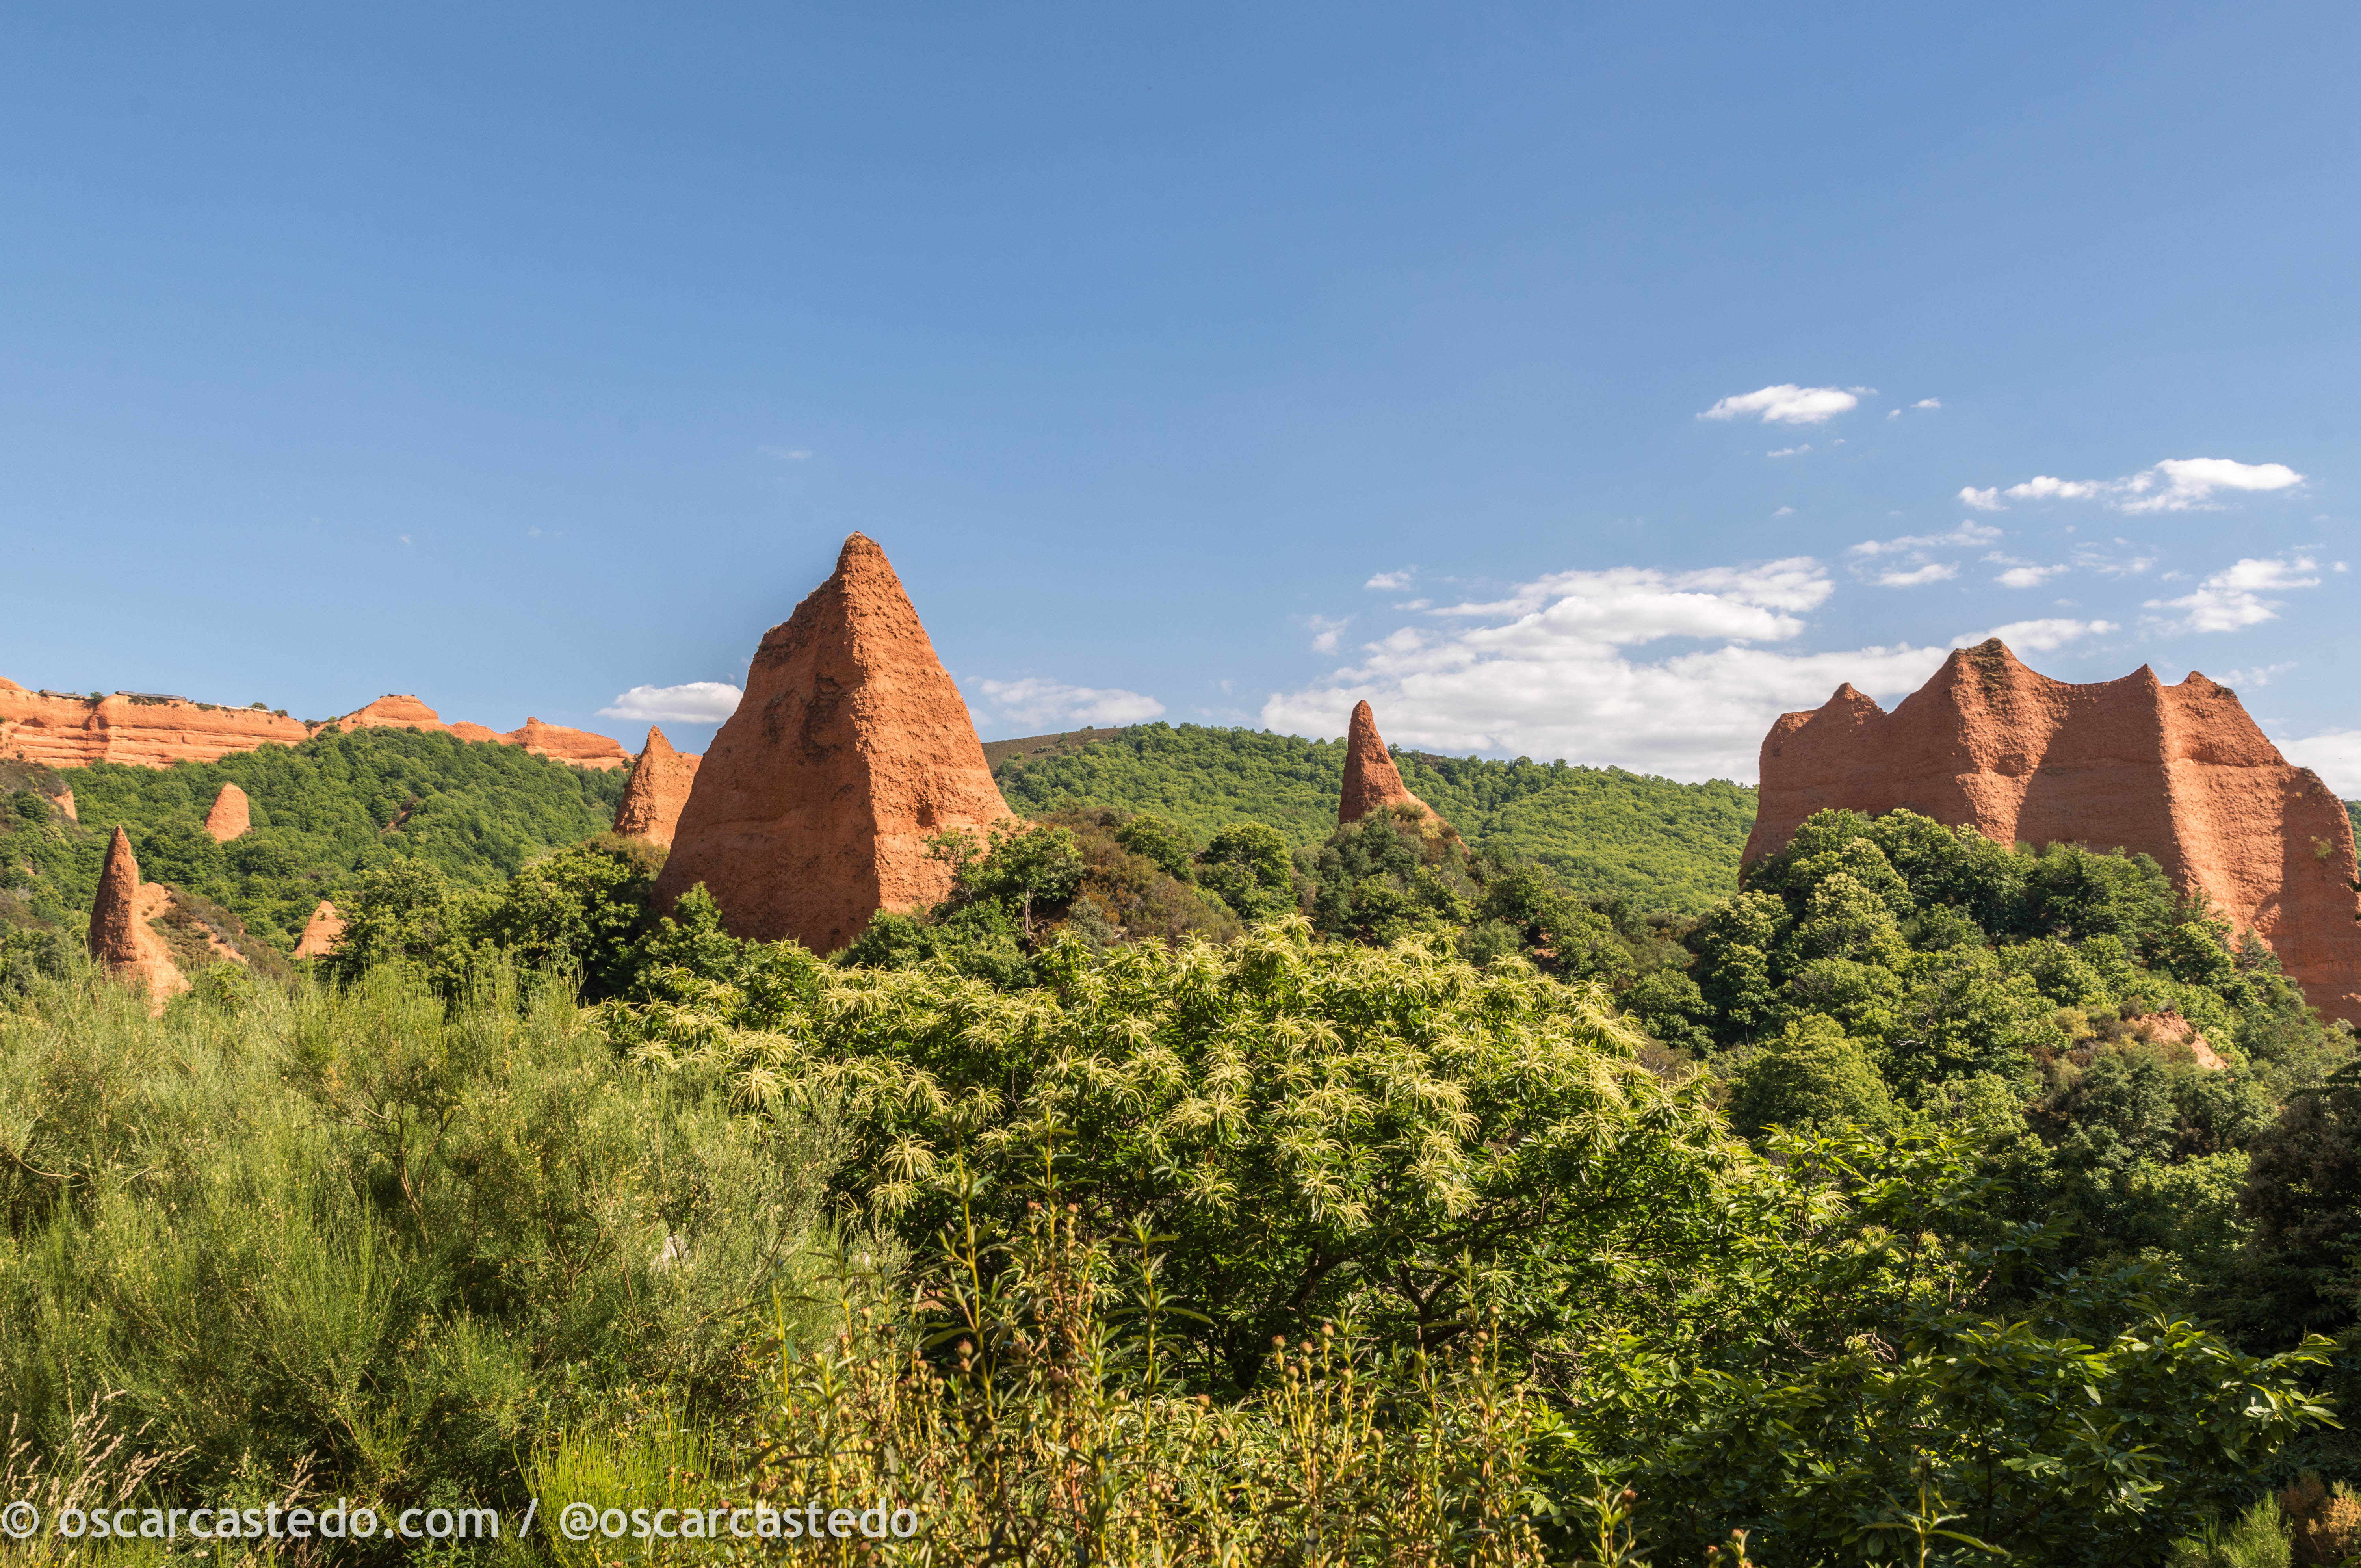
[1746,639,2361,1024]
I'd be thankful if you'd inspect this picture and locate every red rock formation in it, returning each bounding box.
[2141,1009,2227,1070]
[613,727,703,846]
[1,681,314,768]
[87,827,188,1008]
[204,782,251,842]
[294,899,346,959]
[1339,701,1442,827]
[333,696,631,769]
[653,533,1014,952]
[508,717,632,771]
[1746,639,2361,1024]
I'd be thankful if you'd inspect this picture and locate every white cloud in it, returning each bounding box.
[599,681,745,723]
[1260,555,1954,782]
[759,445,814,460]
[1767,445,1810,458]
[1308,615,1351,654]
[1984,554,2069,589]
[1849,521,2001,558]
[1952,619,2118,653]
[1958,457,2303,515]
[2221,662,2297,688]
[1876,561,1958,587]
[1887,410,1901,420]
[1700,385,1869,425]
[1774,506,1795,516]
[1914,398,1941,410]
[2143,554,2321,633]
[1365,570,1413,590]
[2283,731,2361,797]
[977,677,1166,729]
[2071,546,2155,577]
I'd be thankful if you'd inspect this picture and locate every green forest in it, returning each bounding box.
[997,722,1755,912]
[6,726,2361,1562]
[0,728,625,948]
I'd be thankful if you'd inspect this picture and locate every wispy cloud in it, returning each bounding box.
[1983,553,2069,589]
[1913,398,1941,410]
[1364,570,1413,591]
[977,677,1166,729]
[599,682,745,724]
[1768,444,1810,458]
[1699,384,1872,425]
[1961,457,2303,515]
[1953,619,2118,653]
[759,445,815,461]
[2222,662,2298,688]
[2284,730,2361,796]
[1308,615,1352,654]
[1876,562,1958,587]
[2143,554,2322,633]
[1848,521,2002,558]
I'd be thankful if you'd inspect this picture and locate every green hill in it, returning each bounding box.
[1,727,628,949]
[994,722,1754,912]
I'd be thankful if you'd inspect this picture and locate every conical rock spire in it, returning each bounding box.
[613,726,702,847]
[1339,701,1442,827]
[652,534,1014,952]
[87,827,189,1008]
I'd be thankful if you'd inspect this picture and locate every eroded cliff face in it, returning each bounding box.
[653,534,1012,953]
[1339,700,1443,828]
[1746,639,2361,1023]
[0,679,314,768]
[333,697,631,769]
[613,726,702,846]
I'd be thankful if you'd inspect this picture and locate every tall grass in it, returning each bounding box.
[0,953,845,1525]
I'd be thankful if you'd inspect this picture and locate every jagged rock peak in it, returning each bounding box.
[652,533,1013,952]
[1339,700,1442,828]
[612,726,703,847]
[204,782,251,842]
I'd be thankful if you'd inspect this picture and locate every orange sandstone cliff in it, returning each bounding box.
[204,783,252,842]
[613,727,703,846]
[653,534,1013,953]
[1,679,632,773]
[1745,639,2361,1024]
[334,696,630,769]
[1339,700,1443,827]
[1,678,312,767]
[87,827,189,1008]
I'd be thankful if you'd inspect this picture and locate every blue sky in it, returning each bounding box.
[5,4,2356,786]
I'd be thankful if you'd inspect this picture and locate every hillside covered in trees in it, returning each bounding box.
[995,721,1755,912]
[0,727,626,949]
